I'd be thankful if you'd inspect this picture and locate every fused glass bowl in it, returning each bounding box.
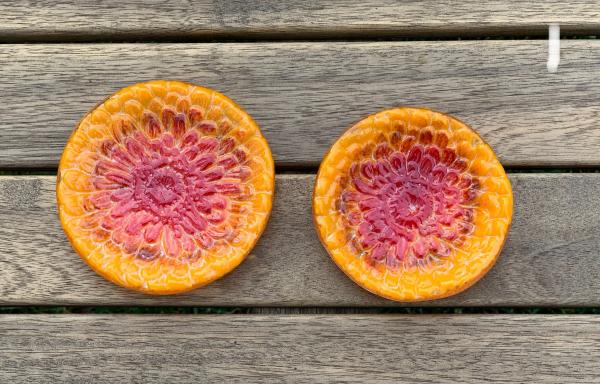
[57,80,274,294]
[313,107,513,301]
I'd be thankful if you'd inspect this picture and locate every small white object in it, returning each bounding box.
[547,24,560,73]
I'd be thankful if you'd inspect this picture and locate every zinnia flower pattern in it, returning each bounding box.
[338,140,478,269]
[313,107,512,302]
[57,81,274,294]
[88,109,252,263]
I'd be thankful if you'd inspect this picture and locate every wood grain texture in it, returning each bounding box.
[3,41,600,168]
[1,1,599,41]
[1,173,600,306]
[1,314,599,383]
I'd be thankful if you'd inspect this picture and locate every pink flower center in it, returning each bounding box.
[143,169,182,206]
[86,108,251,263]
[338,141,478,269]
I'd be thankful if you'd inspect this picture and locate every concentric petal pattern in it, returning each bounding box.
[57,81,274,294]
[313,108,513,302]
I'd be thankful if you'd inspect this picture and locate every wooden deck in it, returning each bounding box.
[3,41,600,168]
[3,315,600,383]
[1,2,600,382]
[1,1,599,41]
[2,173,600,307]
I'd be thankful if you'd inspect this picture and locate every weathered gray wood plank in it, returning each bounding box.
[1,314,599,383]
[2,41,600,168]
[1,1,599,41]
[1,173,599,306]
